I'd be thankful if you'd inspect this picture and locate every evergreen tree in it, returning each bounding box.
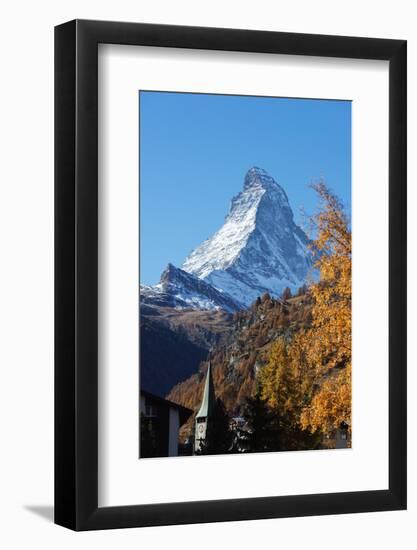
[242,390,276,452]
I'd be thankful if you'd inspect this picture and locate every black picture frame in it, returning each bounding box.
[55,19,407,531]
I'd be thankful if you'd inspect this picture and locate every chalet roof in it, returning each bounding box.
[140,389,192,425]
[195,362,216,419]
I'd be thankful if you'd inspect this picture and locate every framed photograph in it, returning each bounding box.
[55,20,406,530]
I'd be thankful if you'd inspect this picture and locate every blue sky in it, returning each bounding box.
[140,91,351,285]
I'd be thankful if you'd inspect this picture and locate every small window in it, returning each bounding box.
[145,402,157,417]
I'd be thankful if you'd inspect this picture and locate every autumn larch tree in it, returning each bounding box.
[299,181,352,437]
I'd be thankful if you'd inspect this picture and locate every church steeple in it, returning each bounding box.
[194,362,216,452]
[196,362,215,418]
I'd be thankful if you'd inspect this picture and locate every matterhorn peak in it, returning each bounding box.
[243,166,290,205]
[182,168,311,306]
[244,166,277,189]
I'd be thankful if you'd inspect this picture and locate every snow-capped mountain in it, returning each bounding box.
[182,167,312,306]
[140,263,243,313]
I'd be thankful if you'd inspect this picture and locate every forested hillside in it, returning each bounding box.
[167,291,312,433]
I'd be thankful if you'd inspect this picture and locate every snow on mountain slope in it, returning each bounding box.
[140,263,243,313]
[182,167,312,306]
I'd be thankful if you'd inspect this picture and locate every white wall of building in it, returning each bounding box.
[168,408,180,456]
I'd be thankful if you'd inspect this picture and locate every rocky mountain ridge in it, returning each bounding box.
[141,263,243,313]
